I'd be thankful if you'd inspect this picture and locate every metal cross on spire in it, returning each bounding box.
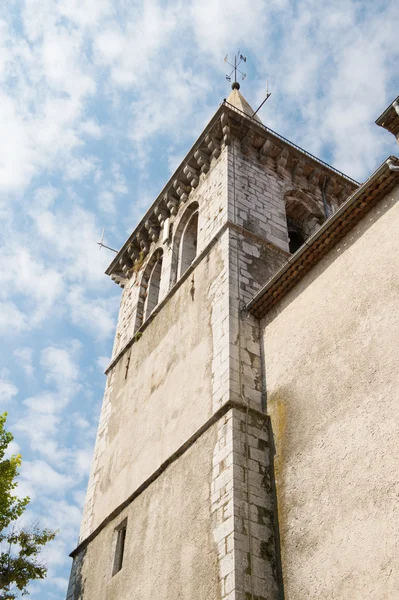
[224,51,246,90]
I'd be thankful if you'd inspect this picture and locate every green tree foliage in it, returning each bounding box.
[0,413,56,599]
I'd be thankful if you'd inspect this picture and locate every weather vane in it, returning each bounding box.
[224,51,246,89]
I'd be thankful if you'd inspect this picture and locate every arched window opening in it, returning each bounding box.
[179,211,198,278]
[287,219,305,254]
[285,191,325,254]
[170,201,199,288]
[143,255,163,321]
[135,249,164,332]
[288,229,305,254]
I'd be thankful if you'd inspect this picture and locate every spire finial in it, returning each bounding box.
[224,51,246,90]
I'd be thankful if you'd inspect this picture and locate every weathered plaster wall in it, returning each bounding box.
[69,407,280,600]
[262,186,399,599]
[68,426,220,600]
[80,233,228,541]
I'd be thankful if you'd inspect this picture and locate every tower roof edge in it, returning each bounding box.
[106,102,358,284]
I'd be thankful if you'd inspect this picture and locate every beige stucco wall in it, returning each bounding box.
[262,185,399,599]
[73,425,220,600]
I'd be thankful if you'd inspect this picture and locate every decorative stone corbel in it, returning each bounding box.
[291,158,306,180]
[241,129,255,155]
[183,164,200,189]
[221,112,231,146]
[164,192,179,216]
[119,255,133,277]
[173,178,190,203]
[127,243,140,262]
[205,134,221,159]
[308,168,321,189]
[145,218,160,243]
[194,149,210,174]
[276,148,289,170]
[258,139,275,165]
[154,203,169,226]
[111,273,126,288]
[136,229,150,254]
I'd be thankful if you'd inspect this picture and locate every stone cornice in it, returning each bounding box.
[376,95,399,139]
[106,101,359,285]
[246,156,399,319]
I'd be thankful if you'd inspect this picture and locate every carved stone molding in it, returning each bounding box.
[164,192,179,216]
[145,219,160,243]
[173,178,190,203]
[183,164,200,189]
[194,149,210,174]
[205,134,221,159]
[154,203,169,226]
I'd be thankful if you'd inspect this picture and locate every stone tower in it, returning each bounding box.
[66,84,358,600]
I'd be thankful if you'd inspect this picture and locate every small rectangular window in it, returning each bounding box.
[112,519,127,576]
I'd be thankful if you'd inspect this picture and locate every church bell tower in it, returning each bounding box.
[66,78,357,600]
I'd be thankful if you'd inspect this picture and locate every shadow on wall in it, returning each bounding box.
[66,549,86,600]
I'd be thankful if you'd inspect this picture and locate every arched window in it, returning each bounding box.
[287,219,306,254]
[284,191,325,254]
[135,249,163,331]
[179,211,198,278]
[170,202,199,287]
[143,255,163,320]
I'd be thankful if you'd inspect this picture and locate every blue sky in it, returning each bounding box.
[0,0,398,598]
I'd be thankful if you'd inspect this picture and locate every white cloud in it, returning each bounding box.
[72,413,91,429]
[96,162,128,214]
[0,378,18,404]
[28,201,112,286]
[96,355,110,370]
[79,119,103,139]
[0,301,27,334]
[15,344,83,463]
[64,156,100,181]
[32,186,58,210]
[191,0,276,60]
[23,392,66,414]
[13,347,35,377]
[0,247,64,329]
[40,344,80,394]
[98,190,116,214]
[6,440,21,456]
[74,448,93,475]
[67,286,118,339]
[20,459,74,497]
[250,0,399,180]
[110,163,128,195]
[93,1,179,88]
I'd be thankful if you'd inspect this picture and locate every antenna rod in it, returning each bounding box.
[97,241,118,253]
[252,92,271,117]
